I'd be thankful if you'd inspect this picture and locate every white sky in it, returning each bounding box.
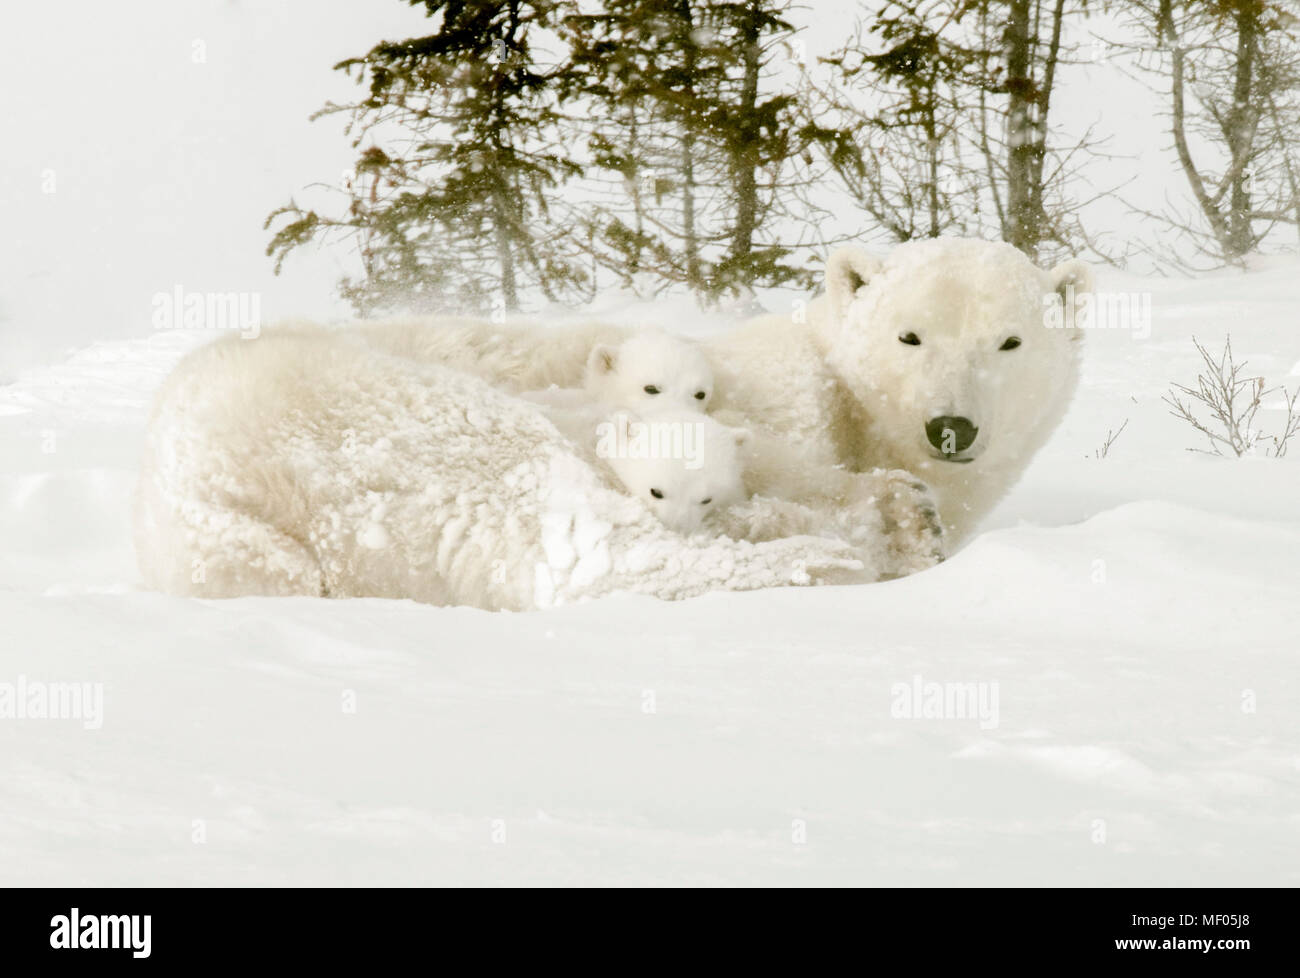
[0,0,432,360]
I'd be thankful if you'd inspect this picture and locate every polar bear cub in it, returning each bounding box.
[595,410,748,535]
[585,329,715,413]
[521,330,744,534]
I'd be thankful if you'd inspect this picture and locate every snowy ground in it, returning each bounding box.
[2,266,1299,886]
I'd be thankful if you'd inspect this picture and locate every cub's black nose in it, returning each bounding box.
[926,416,978,453]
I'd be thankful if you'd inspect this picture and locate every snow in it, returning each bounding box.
[3,264,1299,886]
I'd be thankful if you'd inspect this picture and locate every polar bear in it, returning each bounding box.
[517,330,923,546]
[596,411,748,535]
[519,331,735,534]
[713,237,1090,544]
[522,394,748,536]
[359,237,1089,544]
[585,330,714,412]
[134,327,884,611]
[520,330,713,415]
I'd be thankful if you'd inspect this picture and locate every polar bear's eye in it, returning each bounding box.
[899,332,921,346]
[700,497,712,505]
[650,488,664,499]
[644,385,661,395]
[694,390,707,400]
[1000,336,1022,351]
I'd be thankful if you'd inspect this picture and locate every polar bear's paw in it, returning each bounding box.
[865,468,945,578]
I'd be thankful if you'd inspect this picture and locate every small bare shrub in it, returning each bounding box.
[1163,336,1300,457]
[1092,419,1129,459]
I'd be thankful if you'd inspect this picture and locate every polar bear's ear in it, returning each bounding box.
[825,247,883,320]
[1049,258,1093,299]
[1049,259,1093,342]
[732,427,752,450]
[588,344,618,377]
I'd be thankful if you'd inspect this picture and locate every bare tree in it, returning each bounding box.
[807,0,1115,262]
[1129,0,1300,264]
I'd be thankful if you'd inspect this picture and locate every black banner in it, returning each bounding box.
[0,887,1286,966]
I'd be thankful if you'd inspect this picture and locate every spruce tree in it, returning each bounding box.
[561,0,816,303]
[266,0,583,316]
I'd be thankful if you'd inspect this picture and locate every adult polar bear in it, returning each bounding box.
[135,327,892,610]
[361,237,1091,544]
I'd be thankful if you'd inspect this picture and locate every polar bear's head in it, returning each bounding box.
[819,237,1089,478]
[598,410,748,535]
[586,330,714,413]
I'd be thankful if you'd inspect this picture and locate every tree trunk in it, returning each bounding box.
[495,0,521,311]
[730,1,762,265]
[1161,0,1242,259]
[628,108,644,278]
[925,99,941,238]
[1028,0,1066,246]
[1004,0,1039,255]
[493,194,519,312]
[678,0,703,293]
[1226,1,1259,258]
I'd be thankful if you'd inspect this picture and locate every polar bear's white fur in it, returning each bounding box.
[585,330,714,412]
[519,331,734,534]
[517,394,748,535]
[746,236,1091,544]
[597,411,749,535]
[135,327,892,610]
[360,237,1089,544]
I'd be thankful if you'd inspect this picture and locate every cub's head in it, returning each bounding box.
[586,330,714,413]
[820,238,1090,472]
[598,411,748,535]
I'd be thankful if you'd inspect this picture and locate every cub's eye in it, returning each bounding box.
[899,332,921,346]
[694,390,707,400]
[700,497,712,505]
[644,385,661,395]
[650,488,664,499]
[999,336,1022,351]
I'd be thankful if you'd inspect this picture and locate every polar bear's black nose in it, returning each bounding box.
[926,416,978,453]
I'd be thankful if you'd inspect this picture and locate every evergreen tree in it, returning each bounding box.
[266,0,584,316]
[561,0,817,302]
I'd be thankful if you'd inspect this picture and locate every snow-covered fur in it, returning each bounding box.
[585,330,714,412]
[360,315,629,392]
[135,327,878,611]
[596,410,748,535]
[358,237,1088,544]
[519,393,749,536]
[514,388,939,571]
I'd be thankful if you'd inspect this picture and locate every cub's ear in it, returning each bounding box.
[732,428,752,450]
[825,247,883,320]
[587,344,618,376]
